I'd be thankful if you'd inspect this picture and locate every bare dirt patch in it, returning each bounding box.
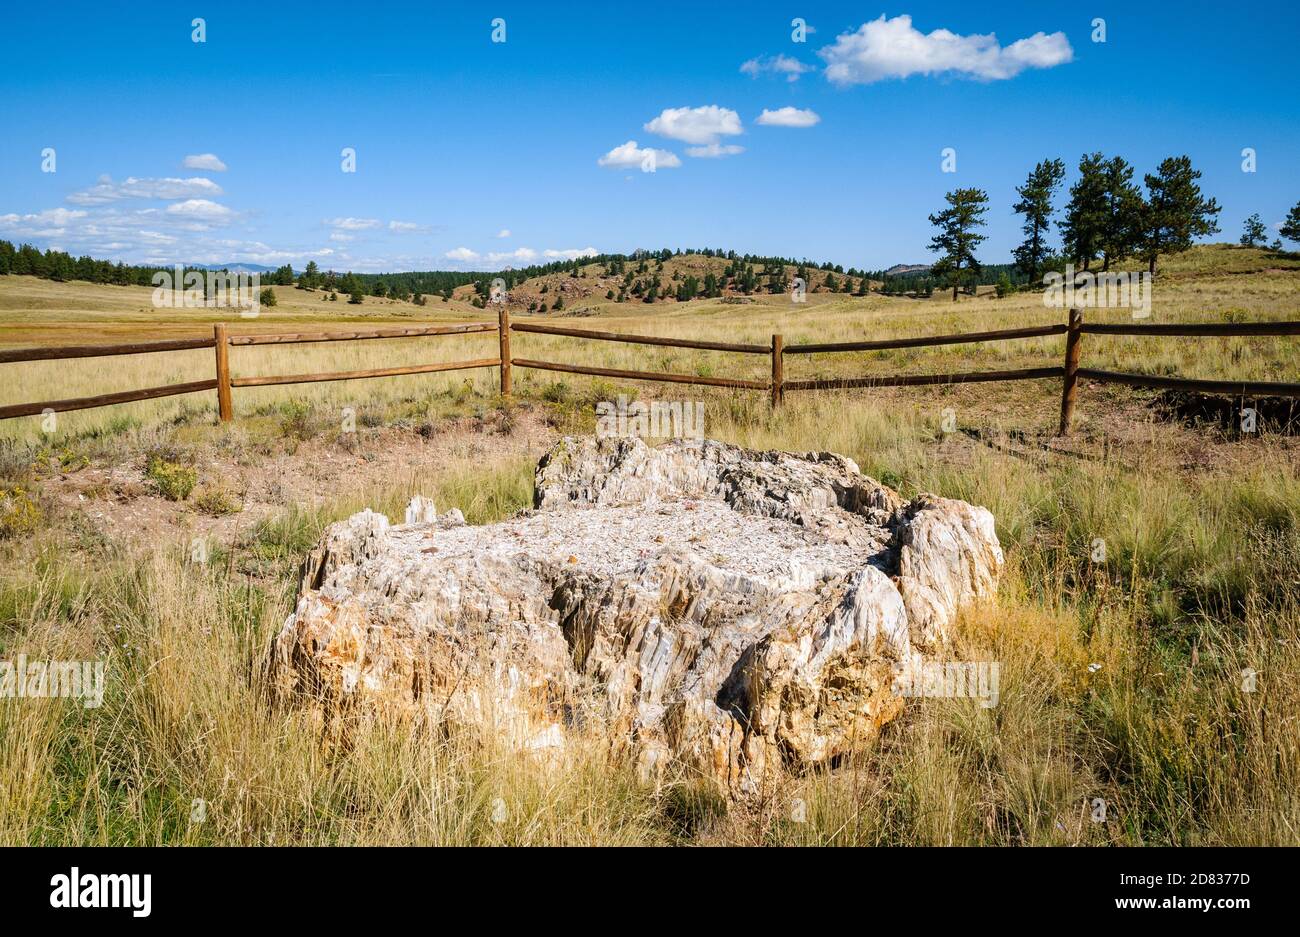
[35,408,556,556]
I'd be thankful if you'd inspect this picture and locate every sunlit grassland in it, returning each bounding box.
[2,245,1297,444]
[1,244,1298,845]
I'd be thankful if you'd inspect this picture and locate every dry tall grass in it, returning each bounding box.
[1,245,1297,444]
[1,245,1297,845]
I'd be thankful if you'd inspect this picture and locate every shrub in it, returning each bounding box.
[0,486,42,539]
[145,456,196,501]
[32,444,90,476]
[279,401,322,441]
[541,382,570,403]
[192,486,240,516]
[260,287,278,307]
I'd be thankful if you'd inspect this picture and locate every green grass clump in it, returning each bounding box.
[144,455,196,502]
[192,486,240,517]
[0,486,42,539]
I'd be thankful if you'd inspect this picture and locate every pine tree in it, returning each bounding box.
[1008,162,1060,283]
[928,188,990,301]
[1280,201,1300,245]
[1240,213,1269,248]
[1100,157,1145,270]
[1138,156,1221,275]
[1060,152,1109,270]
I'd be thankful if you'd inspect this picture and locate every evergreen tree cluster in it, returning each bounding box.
[919,152,1262,301]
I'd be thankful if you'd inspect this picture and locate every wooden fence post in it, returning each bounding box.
[498,305,512,397]
[1057,308,1083,436]
[771,334,784,407]
[213,323,232,423]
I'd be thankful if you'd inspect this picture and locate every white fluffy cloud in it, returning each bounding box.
[597,140,682,170]
[443,246,598,267]
[755,107,821,128]
[686,144,745,159]
[165,199,236,222]
[543,247,598,260]
[818,14,1073,85]
[326,217,381,230]
[182,153,227,172]
[2,170,348,267]
[212,244,336,265]
[643,106,743,145]
[740,55,814,82]
[2,195,243,259]
[67,175,224,205]
[388,220,427,233]
[0,208,89,237]
[496,228,511,238]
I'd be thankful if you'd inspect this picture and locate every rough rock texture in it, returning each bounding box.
[265,436,1003,794]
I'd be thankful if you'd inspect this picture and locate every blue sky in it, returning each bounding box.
[1,1,1297,272]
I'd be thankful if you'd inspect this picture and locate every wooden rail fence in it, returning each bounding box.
[2,307,1297,434]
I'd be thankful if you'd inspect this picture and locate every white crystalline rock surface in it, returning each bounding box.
[404,495,438,526]
[266,436,1003,794]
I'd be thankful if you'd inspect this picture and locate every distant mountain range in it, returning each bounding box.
[188,262,277,273]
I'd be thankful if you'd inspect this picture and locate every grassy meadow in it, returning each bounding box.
[1,244,1298,845]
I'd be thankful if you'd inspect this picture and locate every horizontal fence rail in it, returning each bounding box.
[1,307,1295,433]
[230,358,501,388]
[0,336,215,364]
[229,323,498,346]
[511,321,769,354]
[785,323,1067,355]
[1081,321,1300,337]
[511,357,769,390]
[1076,369,1300,398]
[784,367,1064,392]
[0,380,219,420]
